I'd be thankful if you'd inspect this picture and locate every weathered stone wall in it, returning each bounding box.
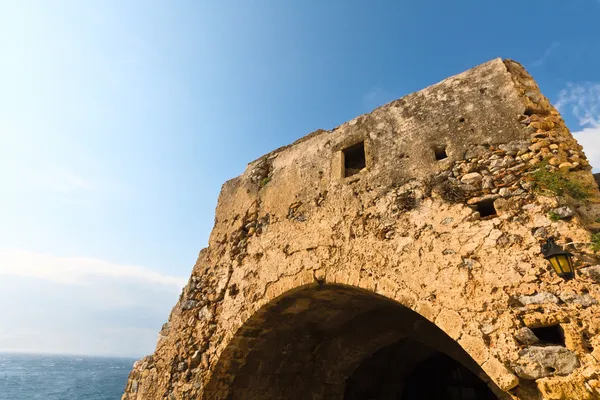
[122,58,600,399]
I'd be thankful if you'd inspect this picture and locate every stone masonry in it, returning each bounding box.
[122,58,600,399]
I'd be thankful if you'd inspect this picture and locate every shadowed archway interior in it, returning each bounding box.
[204,284,503,400]
[344,340,497,400]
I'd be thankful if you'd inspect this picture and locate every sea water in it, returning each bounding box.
[0,353,135,400]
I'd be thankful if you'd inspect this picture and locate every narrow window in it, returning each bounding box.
[476,198,497,218]
[433,145,448,161]
[343,142,366,177]
[531,325,565,346]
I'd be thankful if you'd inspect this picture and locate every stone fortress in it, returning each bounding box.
[122,59,600,399]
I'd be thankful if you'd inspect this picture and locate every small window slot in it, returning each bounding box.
[531,325,565,347]
[434,145,448,161]
[476,198,497,218]
[343,142,366,177]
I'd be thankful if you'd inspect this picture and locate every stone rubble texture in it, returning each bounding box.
[122,58,600,399]
[514,327,541,346]
[513,346,580,380]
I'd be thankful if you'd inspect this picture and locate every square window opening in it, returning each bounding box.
[434,145,448,161]
[476,199,497,218]
[531,325,565,346]
[343,142,366,177]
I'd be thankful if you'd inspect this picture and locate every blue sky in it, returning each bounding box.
[0,1,599,357]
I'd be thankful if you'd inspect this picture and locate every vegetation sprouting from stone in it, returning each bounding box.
[548,211,561,222]
[530,161,590,199]
[435,180,466,203]
[591,233,600,252]
[260,176,271,187]
[423,175,466,203]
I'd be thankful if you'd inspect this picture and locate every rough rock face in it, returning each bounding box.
[122,59,600,399]
[513,346,580,380]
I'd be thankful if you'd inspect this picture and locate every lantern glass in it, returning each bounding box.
[548,254,574,279]
[541,238,575,280]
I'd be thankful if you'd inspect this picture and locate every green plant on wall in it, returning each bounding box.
[530,161,590,199]
[591,233,600,252]
[548,211,561,222]
[260,176,271,187]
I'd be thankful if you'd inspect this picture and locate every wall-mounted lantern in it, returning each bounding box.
[541,238,575,280]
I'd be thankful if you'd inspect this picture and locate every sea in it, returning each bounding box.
[0,353,136,400]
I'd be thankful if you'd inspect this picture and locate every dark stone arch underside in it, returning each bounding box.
[204,284,504,400]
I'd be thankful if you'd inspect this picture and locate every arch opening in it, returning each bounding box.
[344,339,497,400]
[205,284,503,400]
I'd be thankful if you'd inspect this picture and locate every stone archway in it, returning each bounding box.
[204,284,507,400]
[122,59,600,400]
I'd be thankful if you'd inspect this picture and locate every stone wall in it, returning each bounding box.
[122,58,600,400]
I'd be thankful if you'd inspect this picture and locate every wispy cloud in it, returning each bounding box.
[572,125,600,173]
[531,42,560,67]
[0,249,186,288]
[555,82,600,172]
[555,82,600,127]
[0,250,187,356]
